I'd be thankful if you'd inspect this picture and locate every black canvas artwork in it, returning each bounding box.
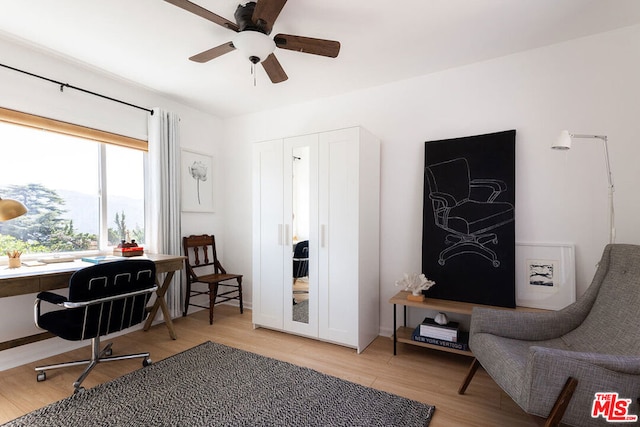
[422,130,516,308]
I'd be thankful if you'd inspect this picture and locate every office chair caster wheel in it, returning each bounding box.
[142,358,152,367]
[36,371,46,382]
[438,259,446,266]
[105,348,112,357]
[73,386,85,394]
[492,260,500,267]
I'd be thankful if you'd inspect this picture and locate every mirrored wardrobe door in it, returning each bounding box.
[283,134,318,336]
[292,145,310,322]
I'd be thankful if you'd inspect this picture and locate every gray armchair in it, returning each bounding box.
[458,244,640,427]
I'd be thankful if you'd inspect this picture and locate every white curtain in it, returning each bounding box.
[146,108,182,319]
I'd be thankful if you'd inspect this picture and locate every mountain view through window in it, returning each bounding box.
[0,120,145,256]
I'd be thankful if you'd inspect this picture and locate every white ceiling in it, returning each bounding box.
[1,0,640,118]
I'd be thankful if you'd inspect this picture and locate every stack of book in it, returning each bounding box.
[420,317,459,341]
[113,240,144,257]
[411,317,469,351]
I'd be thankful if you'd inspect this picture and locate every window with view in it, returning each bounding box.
[0,119,146,256]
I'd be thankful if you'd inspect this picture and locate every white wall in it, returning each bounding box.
[2,23,639,369]
[222,24,640,336]
[0,35,223,370]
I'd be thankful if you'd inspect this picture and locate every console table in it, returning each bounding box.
[389,290,544,356]
[0,254,184,351]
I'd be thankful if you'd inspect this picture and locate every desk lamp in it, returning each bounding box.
[552,130,615,243]
[0,196,27,221]
[0,196,27,267]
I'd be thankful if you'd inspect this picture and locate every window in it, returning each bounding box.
[0,110,146,256]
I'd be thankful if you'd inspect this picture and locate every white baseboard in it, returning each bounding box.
[0,323,150,372]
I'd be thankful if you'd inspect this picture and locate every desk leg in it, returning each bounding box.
[393,303,397,355]
[144,271,178,340]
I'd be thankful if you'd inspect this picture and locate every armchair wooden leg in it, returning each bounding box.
[543,377,578,427]
[458,358,480,395]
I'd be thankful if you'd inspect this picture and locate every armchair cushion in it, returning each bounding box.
[470,306,589,342]
[470,332,570,404]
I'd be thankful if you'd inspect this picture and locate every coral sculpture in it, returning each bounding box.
[395,273,436,296]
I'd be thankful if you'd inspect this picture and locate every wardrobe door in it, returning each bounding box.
[318,128,360,347]
[283,134,319,337]
[354,127,381,353]
[252,139,285,329]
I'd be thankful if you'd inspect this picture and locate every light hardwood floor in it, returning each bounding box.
[0,305,538,426]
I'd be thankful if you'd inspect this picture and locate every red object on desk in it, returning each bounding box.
[113,247,144,257]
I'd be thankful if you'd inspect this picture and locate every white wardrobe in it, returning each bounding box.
[252,126,380,353]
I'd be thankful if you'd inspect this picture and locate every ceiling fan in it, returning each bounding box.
[165,0,341,83]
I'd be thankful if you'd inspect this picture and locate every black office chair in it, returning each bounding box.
[292,240,309,305]
[34,259,158,393]
[425,157,514,267]
[293,240,309,284]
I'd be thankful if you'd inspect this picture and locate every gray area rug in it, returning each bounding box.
[4,341,434,426]
[292,299,309,323]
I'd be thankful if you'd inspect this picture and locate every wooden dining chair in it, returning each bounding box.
[182,234,243,324]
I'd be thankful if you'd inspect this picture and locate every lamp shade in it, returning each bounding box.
[552,130,572,150]
[0,197,27,221]
[232,30,276,64]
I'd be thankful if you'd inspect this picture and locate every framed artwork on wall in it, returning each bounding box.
[515,242,576,310]
[181,149,214,213]
[422,130,516,308]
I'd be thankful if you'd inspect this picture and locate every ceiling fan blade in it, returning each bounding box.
[252,0,287,35]
[165,0,239,32]
[274,34,340,58]
[189,42,236,63]
[261,54,288,83]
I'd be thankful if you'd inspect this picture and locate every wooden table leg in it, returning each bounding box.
[393,303,397,355]
[144,270,178,340]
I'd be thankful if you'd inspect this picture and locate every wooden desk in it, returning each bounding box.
[0,254,185,351]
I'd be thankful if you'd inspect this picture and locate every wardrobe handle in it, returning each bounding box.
[278,224,283,246]
[321,224,327,248]
[284,224,290,245]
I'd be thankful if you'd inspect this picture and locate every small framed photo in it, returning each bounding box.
[516,243,575,310]
[181,149,214,212]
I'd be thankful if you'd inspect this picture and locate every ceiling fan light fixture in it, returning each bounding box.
[232,30,275,64]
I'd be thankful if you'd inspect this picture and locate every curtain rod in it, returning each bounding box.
[0,62,153,115]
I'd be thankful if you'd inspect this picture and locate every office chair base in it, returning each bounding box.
[439,233,500,267]
[35,337,152,393]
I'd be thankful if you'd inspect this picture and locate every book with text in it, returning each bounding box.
[420,317,460,341]
[412,326,469,352]
[419,329,459,342]
[81,256,122,264]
